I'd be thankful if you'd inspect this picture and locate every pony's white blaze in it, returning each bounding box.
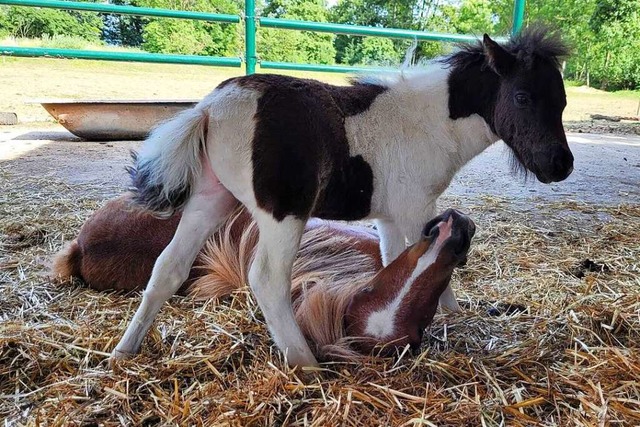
[363,218,454,340]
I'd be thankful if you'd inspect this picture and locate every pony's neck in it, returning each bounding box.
[446,56,501,133]
[395,64,501,162]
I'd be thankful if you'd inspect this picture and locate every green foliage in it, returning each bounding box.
[137,0,241,56]
[511,0,640,90]
[586,0,640,90]
[0,9,9,39]
[102,0,147,47]
[341,37,401,65]
[142,20,206,54]
[259,0,336,64]
[0,3,102,41]
[40,33,100,49]
[2,0,638,91]
[329,0,490,65]
[438,0,498,35]
[141,18,239,56]
[330,0,638,89]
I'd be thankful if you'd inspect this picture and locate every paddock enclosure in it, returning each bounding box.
[2,0,640,424]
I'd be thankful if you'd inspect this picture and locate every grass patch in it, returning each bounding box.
[612,89,640,99]
[0,54,350,122]
[0,53,637,123]
[1,35,144,52]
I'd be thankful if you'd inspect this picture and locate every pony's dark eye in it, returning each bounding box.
[514,92,530,106]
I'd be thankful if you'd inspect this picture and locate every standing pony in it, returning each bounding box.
[53,195,475,359]
[115,28,572,367]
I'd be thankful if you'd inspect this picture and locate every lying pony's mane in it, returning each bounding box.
[187,209,379,360]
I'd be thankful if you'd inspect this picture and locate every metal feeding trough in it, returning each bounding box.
[38,100,198,141]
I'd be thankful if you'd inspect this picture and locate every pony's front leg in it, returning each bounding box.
[374,219,407,266]
[249,210,318,368]
[438,284,461,312]
[112,187,237,359]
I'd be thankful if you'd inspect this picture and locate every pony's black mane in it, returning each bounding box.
[444,25,570,70]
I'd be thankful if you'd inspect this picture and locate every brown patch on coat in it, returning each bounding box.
[223,74,387,221]
[52,192,473,361]
[343,210,475,354]
[51,195,200,294]
[52,194,381,298]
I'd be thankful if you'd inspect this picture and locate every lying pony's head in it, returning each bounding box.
[344,209,475,354]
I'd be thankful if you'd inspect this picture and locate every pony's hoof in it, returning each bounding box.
[285,349,319,369]
[109,348,135,367]
[439,301,463,313]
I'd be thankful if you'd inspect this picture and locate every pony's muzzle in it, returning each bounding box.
[421,209,475,261]
[534,144,575,183]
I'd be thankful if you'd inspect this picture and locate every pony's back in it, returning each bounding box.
[52,195,185,293]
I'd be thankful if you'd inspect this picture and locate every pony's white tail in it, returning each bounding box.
[127,106,209,216]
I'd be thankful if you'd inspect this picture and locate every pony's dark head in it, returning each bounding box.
[447,26,573,183]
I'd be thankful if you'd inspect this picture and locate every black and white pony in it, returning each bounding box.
[113,28,573,367]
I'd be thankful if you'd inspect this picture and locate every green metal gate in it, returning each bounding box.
[0,0,526,75]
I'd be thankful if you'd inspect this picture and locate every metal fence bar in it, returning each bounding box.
[260,61,380,74]
[259,17,482,43]
[0,0,240,23]
[0,0,526,74]
[512,0,526,35]
[1,46,243,67]
[244,0,257,74]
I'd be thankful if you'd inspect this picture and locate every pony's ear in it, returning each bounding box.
[483,34,516,76]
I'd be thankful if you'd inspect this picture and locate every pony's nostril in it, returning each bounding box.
[422,220,440,238]
[552,148,574,173]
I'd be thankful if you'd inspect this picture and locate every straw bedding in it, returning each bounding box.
[1,172,639,426]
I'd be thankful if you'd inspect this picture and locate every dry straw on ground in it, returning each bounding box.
[1,171,639,426]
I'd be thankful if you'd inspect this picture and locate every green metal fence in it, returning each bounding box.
[0,0,526,75]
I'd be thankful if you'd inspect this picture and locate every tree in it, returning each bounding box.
[137,0,242,56]
[0,2,103,41]
[341,36,401,65]
[587,0,640,89]
[102,0,147,47]
[500,0,640,90]
[259,0,336,64]
[329,0,488,65]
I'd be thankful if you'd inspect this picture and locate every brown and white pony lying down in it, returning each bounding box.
[53,195,475,360]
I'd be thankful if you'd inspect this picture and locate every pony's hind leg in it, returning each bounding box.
[112,182,237,359]
[249,210,319,367]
